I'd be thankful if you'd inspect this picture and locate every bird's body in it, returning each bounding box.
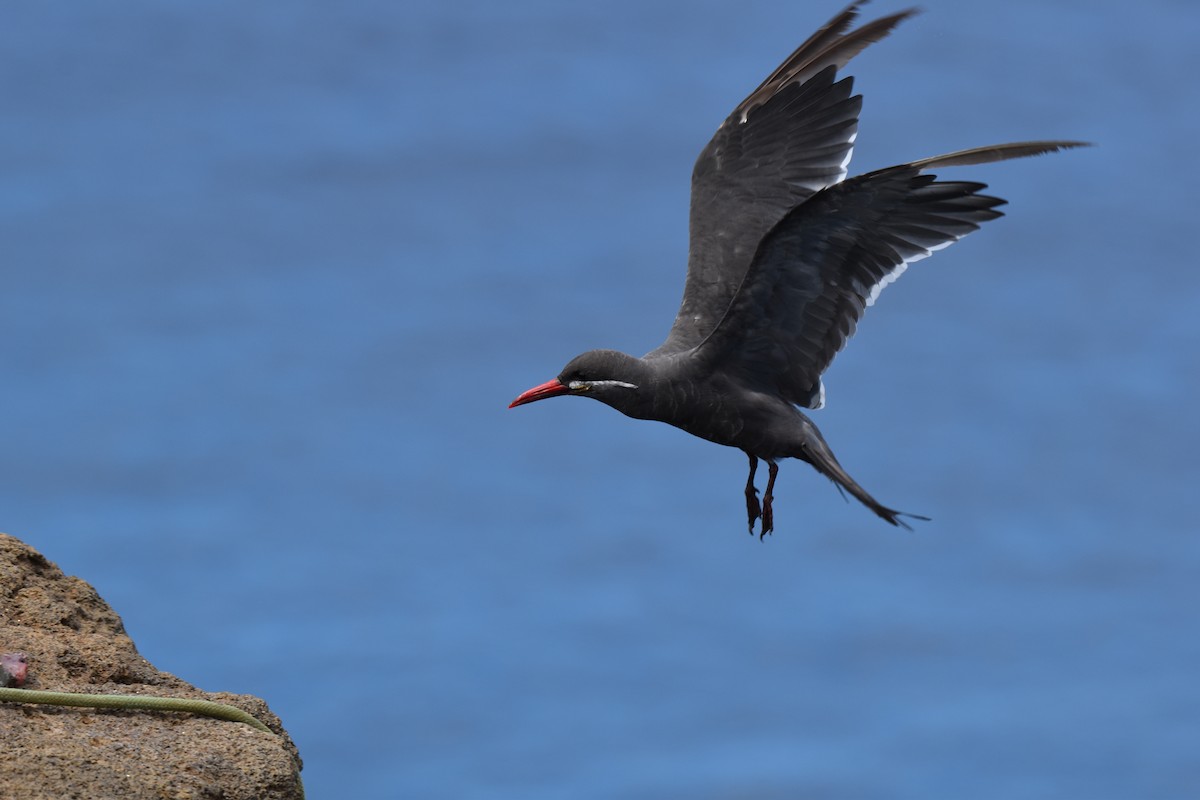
[510,2,1088,536]
[562,350,810,461]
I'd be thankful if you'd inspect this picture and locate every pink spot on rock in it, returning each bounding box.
[0,652,29,687]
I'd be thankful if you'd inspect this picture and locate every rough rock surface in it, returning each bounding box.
[0,533,304,800]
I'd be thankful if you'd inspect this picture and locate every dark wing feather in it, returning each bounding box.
[693,140,1089,409]
[648,3,917,357]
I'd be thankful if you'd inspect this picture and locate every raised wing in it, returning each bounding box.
[649,2,917,357]
[693,141,1090,409]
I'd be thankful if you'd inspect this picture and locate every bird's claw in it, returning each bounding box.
[744,486,761,535]
[759,494,774,540]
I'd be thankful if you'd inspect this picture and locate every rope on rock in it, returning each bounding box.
[0,686,273,733]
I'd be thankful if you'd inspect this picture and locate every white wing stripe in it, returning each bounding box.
[864,236,958,307]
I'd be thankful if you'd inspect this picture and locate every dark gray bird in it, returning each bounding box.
[509,2,1088,537]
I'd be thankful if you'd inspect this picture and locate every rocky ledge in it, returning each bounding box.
[0,533,303,799]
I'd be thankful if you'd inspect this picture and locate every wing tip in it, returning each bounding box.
[734,2,922,123]
[910,140,1094,171]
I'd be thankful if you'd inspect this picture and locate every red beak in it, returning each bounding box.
[509,378,570,408]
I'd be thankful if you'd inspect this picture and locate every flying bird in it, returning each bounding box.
[509,2,1088,537]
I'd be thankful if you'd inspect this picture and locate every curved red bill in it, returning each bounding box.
[509,378,570,408]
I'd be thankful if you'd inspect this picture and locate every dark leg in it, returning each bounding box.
[760,460,779,539]
[743,453,761,535]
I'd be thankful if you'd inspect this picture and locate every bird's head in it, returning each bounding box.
[509,349,650,416]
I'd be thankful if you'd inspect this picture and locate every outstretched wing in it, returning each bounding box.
[693,141,1090,409]
[648,2,917,357]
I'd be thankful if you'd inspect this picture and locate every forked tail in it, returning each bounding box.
[797,424,928,530]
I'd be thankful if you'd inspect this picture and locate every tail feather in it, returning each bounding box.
[798,426,927,530]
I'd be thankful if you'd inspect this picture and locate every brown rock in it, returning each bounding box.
[0,533,304,800]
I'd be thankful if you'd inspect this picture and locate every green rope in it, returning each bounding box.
[0,686,273,733]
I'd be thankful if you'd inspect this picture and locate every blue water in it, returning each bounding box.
[2,1,1197,797]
